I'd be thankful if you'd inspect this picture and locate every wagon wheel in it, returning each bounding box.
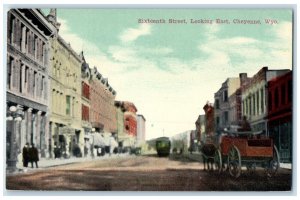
[228,145,241,178]
[214,149,222,174]
[265,145,280,177]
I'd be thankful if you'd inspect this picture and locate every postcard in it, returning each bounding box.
[5,7,293,192]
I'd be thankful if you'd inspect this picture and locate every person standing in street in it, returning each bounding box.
[29,143,39,168]
[22,143,29,167]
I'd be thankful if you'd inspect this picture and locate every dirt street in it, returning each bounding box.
[6,155,292,191]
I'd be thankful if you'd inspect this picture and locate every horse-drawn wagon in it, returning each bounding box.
[212,130,280,178]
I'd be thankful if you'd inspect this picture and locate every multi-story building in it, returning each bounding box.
[214,78,240,133]
[121,101,138,148]
[79,51,93,156]
[227,73,251,129]
[47,10,83,158]
[228,88,242,128]
[90,66,117,134]
[6,9,56,169]
[241,67,290,133]
[267,71,292,163]
[136,114,146,146]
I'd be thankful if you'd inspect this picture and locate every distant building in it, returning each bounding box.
[241,67,290,133]
[6,9,56,165]
[170,130,193,154]
[115,101,137,149]
[114,101,126,148]
[214,77,240,132]
[195,115,205,143]
[267,71,292,163]
[137,114,146,146]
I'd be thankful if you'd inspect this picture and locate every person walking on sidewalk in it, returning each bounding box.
[22,143,30,167]
[29,143,39,168]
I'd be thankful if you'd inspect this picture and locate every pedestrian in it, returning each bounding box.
[29,143,39,168]
[22,143,30,167]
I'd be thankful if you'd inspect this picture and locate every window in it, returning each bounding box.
[16,20,22,48]
[275,87,279,108]
[66,96,71,115]
[216,117,220,125]
[223,90,228,102]
[268,91,273,111]
[261,89,264,113]
[288,80,292,103]
[256,91,259,115]
[224,111,228,124]
[7,56,13,89]
[7,13,13,43]
[19,64,22,93]
[281,84,286,105]
[252,94,256,116]
[215,99,220,109]
[249,96,252,116]
[25,66,28,83]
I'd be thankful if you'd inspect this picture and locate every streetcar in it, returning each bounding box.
[156,137,171,157]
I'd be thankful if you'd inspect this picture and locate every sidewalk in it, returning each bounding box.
[10,153,132,175]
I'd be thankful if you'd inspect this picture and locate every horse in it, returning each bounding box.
[199,143,217,171]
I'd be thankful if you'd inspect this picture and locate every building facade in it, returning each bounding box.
[195,114,205,143]
[6,9,55,169]
[79,52,93,156]
[214,78,240,133]
[241,67,290,133]
[90,67,117,134]
[136,114,146,146]
[121,101,138,148]
[267,71,292,163]
[47,10,83,158]
[115,101,125,148]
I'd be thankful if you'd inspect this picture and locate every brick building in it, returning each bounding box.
[90,67,117,133]
[267,71,292,163]
[123,101,138,137]
[79,51,93,156]
[6,9,56,169]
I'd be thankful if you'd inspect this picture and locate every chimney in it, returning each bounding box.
[239,73,248,86]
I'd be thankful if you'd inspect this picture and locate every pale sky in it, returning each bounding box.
[41,8,292,140]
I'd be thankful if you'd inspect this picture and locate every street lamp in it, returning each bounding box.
[6,105,24,172]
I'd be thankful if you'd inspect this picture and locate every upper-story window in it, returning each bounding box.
[281,84,286,105]
[288,79,292,103]
[215,99,220,109]
[224,111,228,124]
[275,87,279,108]
[66,95,71,115]
[268,91,273,111]
[223,90,228,102]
